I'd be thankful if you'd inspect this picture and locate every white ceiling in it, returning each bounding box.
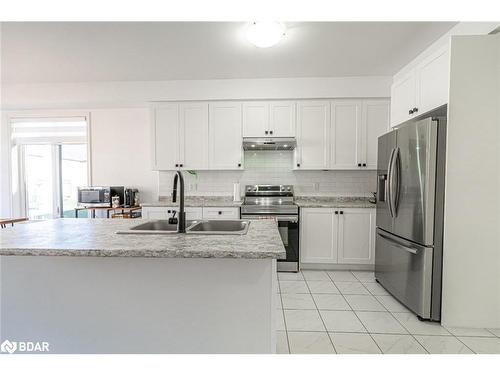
[1,22,457,84]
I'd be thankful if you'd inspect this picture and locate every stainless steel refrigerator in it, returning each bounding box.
[375,116,446,321]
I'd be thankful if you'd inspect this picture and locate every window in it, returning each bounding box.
[11,116,90,219]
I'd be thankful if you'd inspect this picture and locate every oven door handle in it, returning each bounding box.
[241,215,298,223]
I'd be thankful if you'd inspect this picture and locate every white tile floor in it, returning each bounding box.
[276,270,500,354]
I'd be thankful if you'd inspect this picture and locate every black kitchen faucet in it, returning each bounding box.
[172,171,186,233]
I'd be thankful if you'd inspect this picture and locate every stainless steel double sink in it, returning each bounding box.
[116,220,250,235]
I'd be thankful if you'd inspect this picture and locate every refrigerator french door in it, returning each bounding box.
[375,117,446,321]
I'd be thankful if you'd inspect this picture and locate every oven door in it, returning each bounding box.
[241,214,299,272]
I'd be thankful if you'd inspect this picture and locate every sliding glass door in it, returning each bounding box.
[11,116,90,220]
[23,145,55,220]
[22,143,88,220]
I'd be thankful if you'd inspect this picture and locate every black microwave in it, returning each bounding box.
[77,186,113,207]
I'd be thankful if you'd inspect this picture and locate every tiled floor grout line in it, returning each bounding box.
[279,270,500,354]
[452,335,477,354]
[352,271,433,353]
[302,275,338,354]
[330,271,388,354]
[277,279,292,354]
[278,279,292,354]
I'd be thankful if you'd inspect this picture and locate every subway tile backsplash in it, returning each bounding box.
[158,151,376,197]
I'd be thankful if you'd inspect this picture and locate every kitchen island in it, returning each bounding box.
[0,219,285,354]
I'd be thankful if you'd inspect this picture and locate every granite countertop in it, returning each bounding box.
[141,196,242,208]
[0,218,285,259]
[294,196,376,208]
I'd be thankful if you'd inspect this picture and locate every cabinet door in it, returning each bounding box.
[242,102,269,137]
[362,99,390,169]
[337,208,376,264]
[179,102,209,170]
[202,207,240,220]
[330,100,362,169]
[390,70,416,127]
[208,102,243,170]
[141,206,169,220]
[295,101,330,170]
[269,101,296,137]
[184,207,203,220]
[152,104,179,170]
[416,46,449,115]
[300,208,338,264]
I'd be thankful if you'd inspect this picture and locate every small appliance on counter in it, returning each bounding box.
[124,188,139,207]
[78,186,124,208]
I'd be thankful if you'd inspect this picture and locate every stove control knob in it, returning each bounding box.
[287,187,291,191]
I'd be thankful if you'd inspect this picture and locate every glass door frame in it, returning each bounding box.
[7,112,92,219]
[19,143,89,219]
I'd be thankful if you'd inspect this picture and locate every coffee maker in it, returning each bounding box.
[124,188,139,207]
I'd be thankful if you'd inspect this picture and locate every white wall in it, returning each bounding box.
[90,108,157,204]
[442,34,500,328]
[1,76,391,110]
[393,22,500,82]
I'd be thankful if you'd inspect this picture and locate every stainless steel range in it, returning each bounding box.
[241,185,299,272]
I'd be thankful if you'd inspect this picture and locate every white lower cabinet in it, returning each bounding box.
[337,208,376,264]
[300,208,338,263]
[141,206,203,221]
[202,207,239,220]
[300,207,375,265]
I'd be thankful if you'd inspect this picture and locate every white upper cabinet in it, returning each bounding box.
[269,101,296,137]
[337,208,376,265]
[362,99,390,169]
[152,102,209,170]
[179,102,209,170]
[416,46,450,115]
[330,100,362,169]
[152,103,180,170]
[391,45,450,127]
[208,102,243,170]
[151,98,388,171]
[242,101,296,137]
[390,70,417,127]
[242,102,268,137]
[295,100,330,170]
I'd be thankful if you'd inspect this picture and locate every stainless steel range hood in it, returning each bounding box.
[242,137,296,151]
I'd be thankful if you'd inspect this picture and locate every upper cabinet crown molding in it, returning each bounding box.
[390,45,450,127]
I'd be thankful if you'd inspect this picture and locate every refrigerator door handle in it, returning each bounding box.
[393,147,401,216]
[378,231,420,254]
[386,148,396,218]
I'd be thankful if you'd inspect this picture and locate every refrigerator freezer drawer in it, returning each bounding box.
[375,229,434,319]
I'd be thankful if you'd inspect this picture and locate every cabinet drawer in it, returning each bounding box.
[142,206,202,221]
[202,207,240,220]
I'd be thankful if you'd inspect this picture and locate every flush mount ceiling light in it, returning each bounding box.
[245,22,285,48]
